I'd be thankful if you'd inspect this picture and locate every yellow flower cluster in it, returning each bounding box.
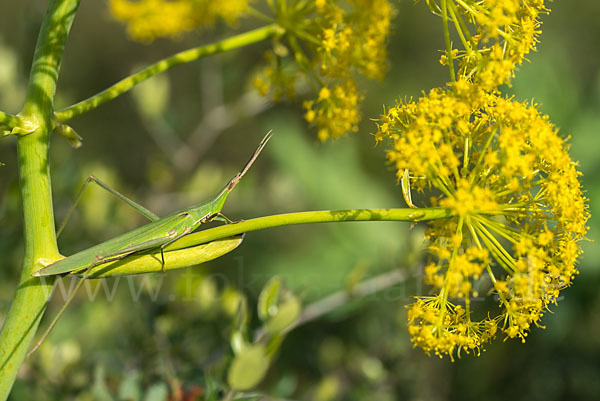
[254,0,394,140]
[303,81,362,141]
[376,81,588,359]
[426,0,547,90]
[109,0,249,42]
[317,0,392,82]
[407,296,498,358]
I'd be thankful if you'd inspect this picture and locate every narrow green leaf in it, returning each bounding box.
[80,235,244,278]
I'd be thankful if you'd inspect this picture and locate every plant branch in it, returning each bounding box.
[165,207,453,251]
[55,24,282,123]
[0,0,80,398]
[70,208,452,278]
[290,268,408,332]
[0,111,22,131]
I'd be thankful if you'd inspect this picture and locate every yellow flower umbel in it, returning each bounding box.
[253,0,395,140]
[110,0,250,42]
[376,81,588,359]
[424,0,548,90]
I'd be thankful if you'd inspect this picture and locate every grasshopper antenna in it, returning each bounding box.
[225,130,273,193]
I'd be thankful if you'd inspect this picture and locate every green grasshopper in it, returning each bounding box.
[27,132,271,358]
[34,131,272,277]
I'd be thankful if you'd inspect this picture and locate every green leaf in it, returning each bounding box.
[230,330,248,355]
[223,289,248,332]
[265,333,285,357]
[81,235,244,278]
[266,294,301,334]
[257,276,282,321]
[227,344,270,391]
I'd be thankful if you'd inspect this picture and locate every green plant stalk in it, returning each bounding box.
[77,208,453,277]
[0,0,80,398]
[0,111,22,130]
[55,24,282,123]
[163,208,454,252]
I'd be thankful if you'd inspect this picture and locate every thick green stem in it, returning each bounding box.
[0,0,80,398]
[168,208,454,251]
[55,24,282,123]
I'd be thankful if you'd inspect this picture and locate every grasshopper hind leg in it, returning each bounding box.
[58,176,160,238]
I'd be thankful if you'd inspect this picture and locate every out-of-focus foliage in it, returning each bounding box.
[1,1,599,400]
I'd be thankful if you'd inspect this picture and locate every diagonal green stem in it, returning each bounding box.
[0,0,80,398]
[55,24,282,123]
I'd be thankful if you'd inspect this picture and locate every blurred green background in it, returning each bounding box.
[1,1,599,400]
